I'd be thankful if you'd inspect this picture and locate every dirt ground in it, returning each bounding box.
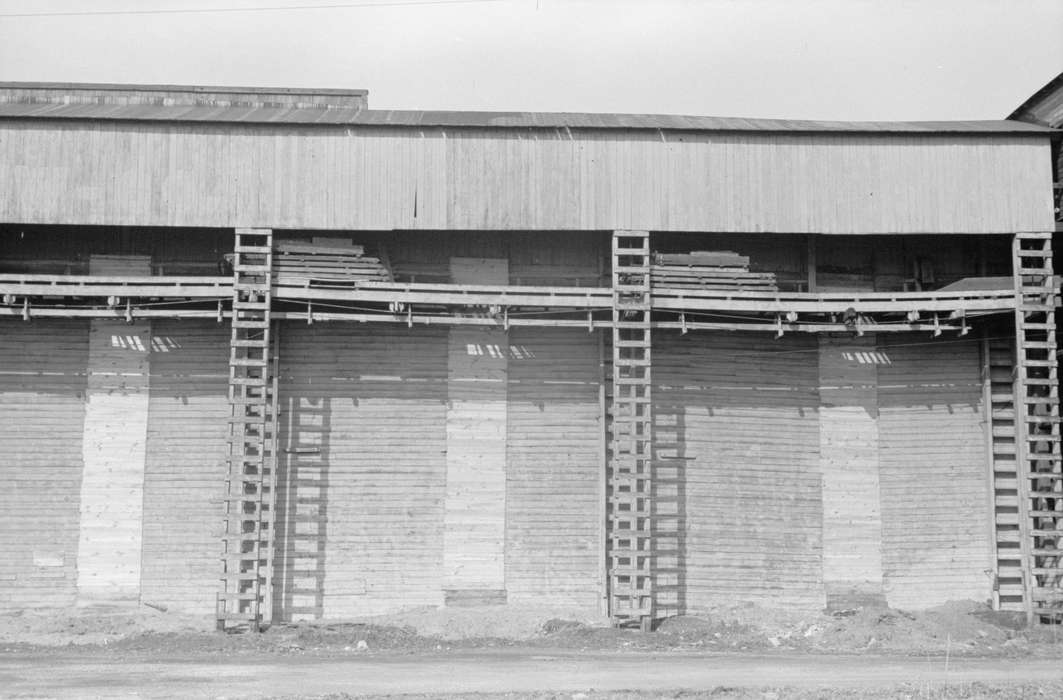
[1,598,1059,657]
[2,600,1062,698]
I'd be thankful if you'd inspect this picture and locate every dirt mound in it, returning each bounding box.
[0,605,214,647]
[350,604,606,641]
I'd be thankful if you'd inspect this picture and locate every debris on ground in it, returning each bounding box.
[2,598,1062,659]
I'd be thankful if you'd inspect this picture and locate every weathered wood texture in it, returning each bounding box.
[818,336,885,606]
[877,337,991,608]
[505,328,602,610]
[653,332,824,611]
[444,327,508,595]
[274,325,448,619]
[0,122,1052,233]
[0,320,87,610]
[76,319,150,604]
[140,320,229,612]
[443,257,508,598]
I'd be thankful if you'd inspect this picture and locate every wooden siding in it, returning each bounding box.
[140,320,229,613]
[275,324,448,619]
[877,337,992,608]
[505,328,603,610]
[0,121,1052,234]
[76,320,151,603]
[654,332,824,611]
[444,329,508,596]
[819,336,885,606]
[0,320,87,610]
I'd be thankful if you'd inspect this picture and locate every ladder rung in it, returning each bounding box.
[220,572,267,582]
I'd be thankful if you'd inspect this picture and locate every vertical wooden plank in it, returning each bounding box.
[818,335,885,608]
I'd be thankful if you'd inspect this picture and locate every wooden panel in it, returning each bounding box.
[444,327,508,595]
[877,337,992,608]
[819,336,885,606]
[654,332,824,611]
[0,320,87,610]
[505,328,602,610]
[76,320,150,603]
[140,320,229,613]
[0,121,1052,234]
[275,325,448,619]
[443,256,508,597]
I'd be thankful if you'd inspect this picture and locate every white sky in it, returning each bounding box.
[0,0,1060,121]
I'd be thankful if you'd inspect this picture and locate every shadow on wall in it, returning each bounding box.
[273,393,331,622]
[652,402,687,617]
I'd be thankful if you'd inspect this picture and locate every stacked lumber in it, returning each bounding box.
[651,250,778,291]
[272,242,393,287]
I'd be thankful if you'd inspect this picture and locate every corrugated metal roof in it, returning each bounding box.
[0,79,1054,134]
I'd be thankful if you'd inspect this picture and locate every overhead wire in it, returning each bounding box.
[0,0,508,19]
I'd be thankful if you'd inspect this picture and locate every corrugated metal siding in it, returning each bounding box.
[0,320,87,609]
[274,324,448,619]
[877,337,992,608]
[0,122,1052,234]
[140,320,229,613]
[505,328,603,610]
[654,332,824,611]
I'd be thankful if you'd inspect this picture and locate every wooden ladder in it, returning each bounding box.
[984,333,1024,610]
[608,230,654,629]
[1012,231,1063,624]
[217,228,279,632]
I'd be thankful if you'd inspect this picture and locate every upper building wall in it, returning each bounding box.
[0,83,1054,233]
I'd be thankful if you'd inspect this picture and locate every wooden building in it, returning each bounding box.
[0,82,1060,629]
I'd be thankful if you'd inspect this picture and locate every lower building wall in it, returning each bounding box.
[0,319,994,617]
